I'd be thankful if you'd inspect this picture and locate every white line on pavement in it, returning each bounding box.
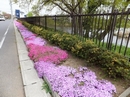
[0,24,10,49]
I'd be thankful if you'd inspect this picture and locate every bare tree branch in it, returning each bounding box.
[52,1,71,14]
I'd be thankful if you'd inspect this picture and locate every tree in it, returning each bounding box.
[83,0,107,38]
[12,0,34,13]
[31,0,43,16]
[38,0,86,34]
[27,11,33,17]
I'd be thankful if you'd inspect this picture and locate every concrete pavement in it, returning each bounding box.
[14,22,52,97]
[0,20,25,97]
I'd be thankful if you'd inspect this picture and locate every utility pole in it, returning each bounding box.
[9,0,13,20]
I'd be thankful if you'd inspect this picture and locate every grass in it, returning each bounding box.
[92,38,130,58]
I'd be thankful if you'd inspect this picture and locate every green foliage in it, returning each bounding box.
[30,25,43,34]
[71,40,97,58]
[87,0,106,13]
[47,32,62,45]
[22,21,130,80]
[97,52,130,78]
[27,12,33,17]
[31,0,43,16]
[57,33,79,51]
[22,21,33,30]
[42,81,51,93]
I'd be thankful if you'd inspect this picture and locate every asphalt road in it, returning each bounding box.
[0,19,25,97]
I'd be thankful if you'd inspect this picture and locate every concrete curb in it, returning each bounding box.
[14,23,52,97]
[119,87,130,97]
[43,77,60,97]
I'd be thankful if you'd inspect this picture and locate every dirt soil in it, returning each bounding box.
[62,53,130,97]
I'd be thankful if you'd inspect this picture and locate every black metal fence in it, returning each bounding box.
[19,8,130,57]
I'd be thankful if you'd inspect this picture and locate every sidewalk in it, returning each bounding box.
[14,23,52,97]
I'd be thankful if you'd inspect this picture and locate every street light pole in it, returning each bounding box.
[9,0,13,20]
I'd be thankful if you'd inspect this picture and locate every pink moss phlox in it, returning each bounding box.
[25,37,46,46]
[34,61,116,97]
[28,45,68,64]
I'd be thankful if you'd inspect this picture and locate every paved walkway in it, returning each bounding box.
[0,21,25,97]
[14,22,51,97]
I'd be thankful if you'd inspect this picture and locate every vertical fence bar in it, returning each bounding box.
[111,11,117,50]
[119,9,129,53]
[80,15,83,38]
[124,33,130,56]
[98,13,105,47]
[86,15,90,40]
[42,17,44,27]
[107,15,114,50]
[102,11,109,47]
[106,13,113,49]
[71,15,74,34]
[91,16,94,40]
[83,15,86,41]
[35,17,36,25]
[93,13,98,41]
[76,16,79,37]
[54,15,56,31]
[35,17,37,25]
[96,12,101,45]
[109,10,117,50]
[45,16,47,29]
[39,16,40,26]
[114,9,123,51]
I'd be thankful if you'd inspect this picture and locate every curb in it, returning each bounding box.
[43,77,60,97]
[14,22,52,97]
[119,87,130,97]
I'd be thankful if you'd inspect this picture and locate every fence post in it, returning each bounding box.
[124,33,130,56]
[39,16,40,26]
[35,17,36,25]
[119,8,130,53]
[55,15,56,31]
[71,15,74,34]
[114,9,124,51]
[45,16,47,29]
[108,10,117,50]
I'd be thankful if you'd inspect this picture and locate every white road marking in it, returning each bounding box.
[0,24,10,49]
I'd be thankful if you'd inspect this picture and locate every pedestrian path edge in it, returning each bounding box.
[14,21,52,97]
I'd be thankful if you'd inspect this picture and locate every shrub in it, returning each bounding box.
[57,33,79,51]
[71,40,97,58]
[22,21,33,30]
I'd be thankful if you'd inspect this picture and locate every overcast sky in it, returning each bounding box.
[0,0,58,15]
[0,0,20,14]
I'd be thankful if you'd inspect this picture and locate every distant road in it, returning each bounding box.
[0,19,25,97]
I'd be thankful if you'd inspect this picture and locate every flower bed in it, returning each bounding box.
[28,44,68,64]
[15,21,116,97]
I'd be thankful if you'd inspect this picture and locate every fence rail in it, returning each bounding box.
[19,8,130,57]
